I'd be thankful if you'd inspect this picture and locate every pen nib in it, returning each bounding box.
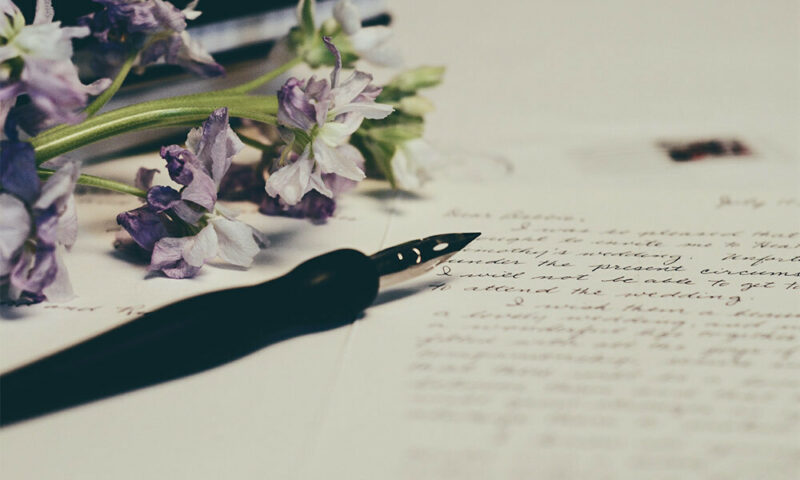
[370,232,481,288]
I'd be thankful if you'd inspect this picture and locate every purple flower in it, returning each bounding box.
[276,76,331,131]
[116,204,167,249]
[117,108,266,279]
[0,132,39,204]
[80,0,223,77]
[0,0,111,133]
[263,144,362,220]
[148,211,263,278]
[215,155,355,222]
[0,135,79,303]
[265,147,329,206]
[260,190,336,222]
[267,39,392,205]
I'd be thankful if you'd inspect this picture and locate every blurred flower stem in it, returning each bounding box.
[214,56,303,95]
[37,169,146,198]
[29,52,306,165]
[84,50,140,118]
[31,95,278,164]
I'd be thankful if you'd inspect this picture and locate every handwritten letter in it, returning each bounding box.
[302,185,800,480]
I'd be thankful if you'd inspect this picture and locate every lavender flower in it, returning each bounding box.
[333,0,401,67]
[266,39,392,206]
[261,144,362,221]
[0,131,78,303]
[117,108,266,279]
[260,190,336,222]
[0,0,110,132]
[81,0,223,77]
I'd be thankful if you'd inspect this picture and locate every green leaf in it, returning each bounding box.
[397,95,435,116]
[298,0,316,37]
[361,111,423,130]
[365,123,424,144]
[351,133,397,187]
[287,26,306,52]
[387,66,446,93]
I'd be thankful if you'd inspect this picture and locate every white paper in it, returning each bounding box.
[0,153,398,479]
[298,152,800,479]
[2,139,799,479]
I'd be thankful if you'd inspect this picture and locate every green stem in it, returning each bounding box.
[84,50,138,117]
[37,169,146,198]
[32,95,279,164]
[33,54,298,144]
[217,56,303,95]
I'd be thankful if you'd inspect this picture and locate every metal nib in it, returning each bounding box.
[370,232,481,289]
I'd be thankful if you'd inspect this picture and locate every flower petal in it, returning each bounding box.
[161,145,196,186]
[0,138,40,204]
[313,138,365,181]
[330,100,393,120]
[307,167,334,198]
[178,166,217,213]
[333,0,361,35]
[147,185,182,212]
[170,201,206,225]
[331,70,373,106]
[265,150,313,205]
[323,145,364,195]
[349,25,393,51]
[56,193,78,249]
[33,0,55,25]
[40,250,74,302]
[150,237,201,279]
[211,217,260,267]
[173,31,224,77]
[10,245,58,297]
[182,225,218,267]
[191,107,243,186]
[148,182,206,225]
[150,237,185,267]
[185,124,202,154]
[277,78,321,131]
[348,26,402,67]
[34,205,60,247]
[0,194,30,276]
[117,206,169,252]
[33,160,79,212]
[260,190,336,221]
[317,118,361,146]
[20,59,104,128]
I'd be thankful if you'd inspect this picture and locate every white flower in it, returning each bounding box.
[265,147,332,205]
[391,139,439,190]
[0,0,109,131]
[149,208,264,279]
[333,0,402,67]
[268,46,393,205]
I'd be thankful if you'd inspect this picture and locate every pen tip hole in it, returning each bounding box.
[433,243,449,252]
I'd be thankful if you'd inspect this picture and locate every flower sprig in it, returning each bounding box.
[0,0,444,304]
